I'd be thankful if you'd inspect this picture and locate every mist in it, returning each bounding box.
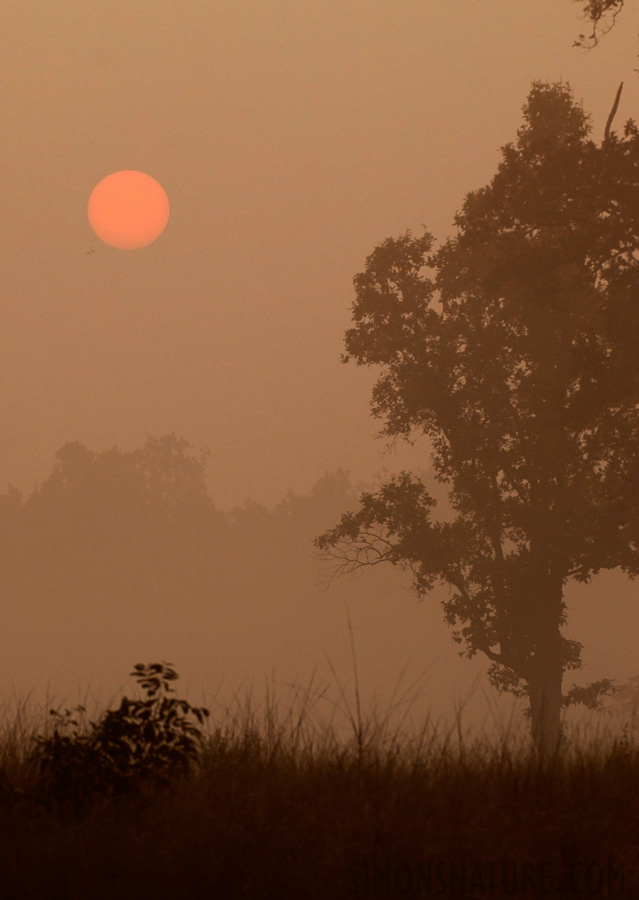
[2,0,638,748]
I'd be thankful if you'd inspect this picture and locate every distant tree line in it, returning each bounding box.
[0,434,369,633]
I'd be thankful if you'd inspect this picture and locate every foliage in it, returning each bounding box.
[573,0,626,48]
[316,81,639,753]
[30,662,209,814]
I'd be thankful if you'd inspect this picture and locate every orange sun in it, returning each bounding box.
[87,170,170,249]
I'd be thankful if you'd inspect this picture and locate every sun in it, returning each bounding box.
[87,170,170,250]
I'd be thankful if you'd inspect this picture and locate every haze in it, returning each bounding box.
[1,0,638,742]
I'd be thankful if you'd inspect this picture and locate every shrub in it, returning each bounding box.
[30,662,209,814]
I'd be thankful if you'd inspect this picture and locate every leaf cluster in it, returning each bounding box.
[30,662,209,815]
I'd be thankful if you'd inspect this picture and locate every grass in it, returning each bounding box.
[0,665,637,899]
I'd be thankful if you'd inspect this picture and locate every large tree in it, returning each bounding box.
[316,81,639,756]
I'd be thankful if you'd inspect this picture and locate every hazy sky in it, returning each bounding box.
[3,0,639,511]
[2,1,638,736]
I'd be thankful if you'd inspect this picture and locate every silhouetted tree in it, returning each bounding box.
[316,81,639,756]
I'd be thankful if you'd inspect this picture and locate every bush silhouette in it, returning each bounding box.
[30,662,209,814]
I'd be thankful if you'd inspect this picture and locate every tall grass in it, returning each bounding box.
[0,665,636,899]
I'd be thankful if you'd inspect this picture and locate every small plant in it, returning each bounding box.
[30,662,209,814]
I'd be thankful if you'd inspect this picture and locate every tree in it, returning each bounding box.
[11,434,226,613]
[316,81,639,756]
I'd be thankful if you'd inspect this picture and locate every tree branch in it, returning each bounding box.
[604,82,623,142]
[574,1,625,48]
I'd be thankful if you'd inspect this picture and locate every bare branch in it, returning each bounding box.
[604,82,624,142]
[573,1,625,49]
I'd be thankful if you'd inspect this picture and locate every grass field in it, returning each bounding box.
[0,667,636,900]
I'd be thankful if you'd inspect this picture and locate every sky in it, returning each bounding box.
[2,0,639,740]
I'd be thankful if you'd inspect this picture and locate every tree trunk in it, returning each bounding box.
[523,559,565,758]
[526,651,564,757]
